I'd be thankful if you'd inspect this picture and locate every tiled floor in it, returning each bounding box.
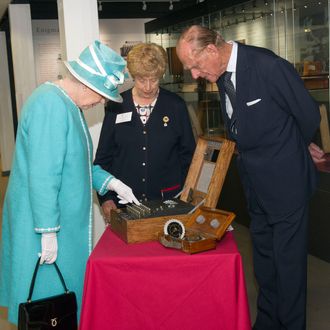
[0,158,329,329]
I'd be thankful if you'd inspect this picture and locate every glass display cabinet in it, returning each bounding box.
[146,0,330,262]
[146,0,330,146]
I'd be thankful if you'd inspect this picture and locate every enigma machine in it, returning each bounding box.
[109,137,236,252]
[110,198,195,244]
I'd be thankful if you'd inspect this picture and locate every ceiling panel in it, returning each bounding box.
[0,0,201,29]
[1,0,198,20]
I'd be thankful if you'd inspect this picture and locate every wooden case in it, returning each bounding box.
[109,137,235,244]
[110,212,189,244]
[159,207,235,254]
[110,199,193,244]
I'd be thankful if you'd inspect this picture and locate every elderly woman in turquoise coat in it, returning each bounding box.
[0,41,139,326]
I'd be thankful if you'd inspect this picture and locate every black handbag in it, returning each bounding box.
[18,257,77,330]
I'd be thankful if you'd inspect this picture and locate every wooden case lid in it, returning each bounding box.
[185,207,235,240]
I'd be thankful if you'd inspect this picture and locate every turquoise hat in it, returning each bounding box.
[64,40,126,103]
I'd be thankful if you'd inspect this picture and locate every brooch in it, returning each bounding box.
[163,116,169,127]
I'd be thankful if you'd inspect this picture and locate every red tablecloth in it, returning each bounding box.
[79,228,251,330]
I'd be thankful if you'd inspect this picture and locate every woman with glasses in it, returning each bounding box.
[94,43,196,219]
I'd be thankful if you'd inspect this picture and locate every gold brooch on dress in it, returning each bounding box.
[163,116,169,127]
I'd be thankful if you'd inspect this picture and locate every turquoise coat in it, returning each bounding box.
[0,83,113,325]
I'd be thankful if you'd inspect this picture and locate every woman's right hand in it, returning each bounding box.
[107,178,140,205]
[102,200,117,222]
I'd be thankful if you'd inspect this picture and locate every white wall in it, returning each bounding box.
[99,19,151,51]
[32,19,152,91]
[9,4,37,118]
[32,20,61,85]
[99,18,152,92]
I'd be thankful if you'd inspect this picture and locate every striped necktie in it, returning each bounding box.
[223,71,236,110]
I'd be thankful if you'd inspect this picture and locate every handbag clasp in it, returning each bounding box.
[51,317,58,327]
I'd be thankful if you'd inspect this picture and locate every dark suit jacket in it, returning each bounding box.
[94,87,196,205]
[217,43,320,215]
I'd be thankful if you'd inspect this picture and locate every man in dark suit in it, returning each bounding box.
[176,25,325,329]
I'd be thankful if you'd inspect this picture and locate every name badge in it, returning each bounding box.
[115,112,132,124]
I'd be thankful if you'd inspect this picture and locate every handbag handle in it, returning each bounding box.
[27,257,69,302]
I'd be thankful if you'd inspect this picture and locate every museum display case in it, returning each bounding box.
[145,0,330,262]
[146,0,330,143]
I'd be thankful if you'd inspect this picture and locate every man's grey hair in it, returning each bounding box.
[178,25,225,51]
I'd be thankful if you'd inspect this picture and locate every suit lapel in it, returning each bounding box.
[236,44,251,113]
[216,76,231,133]
[217,43,251,141]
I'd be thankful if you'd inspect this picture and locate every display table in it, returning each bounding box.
[79,228,251,330]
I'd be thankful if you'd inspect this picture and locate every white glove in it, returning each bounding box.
[107,178,140,205]
[40,232,58,264]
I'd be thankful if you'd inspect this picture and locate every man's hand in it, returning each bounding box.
[102,199,117,222]
[308,142,326,164]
